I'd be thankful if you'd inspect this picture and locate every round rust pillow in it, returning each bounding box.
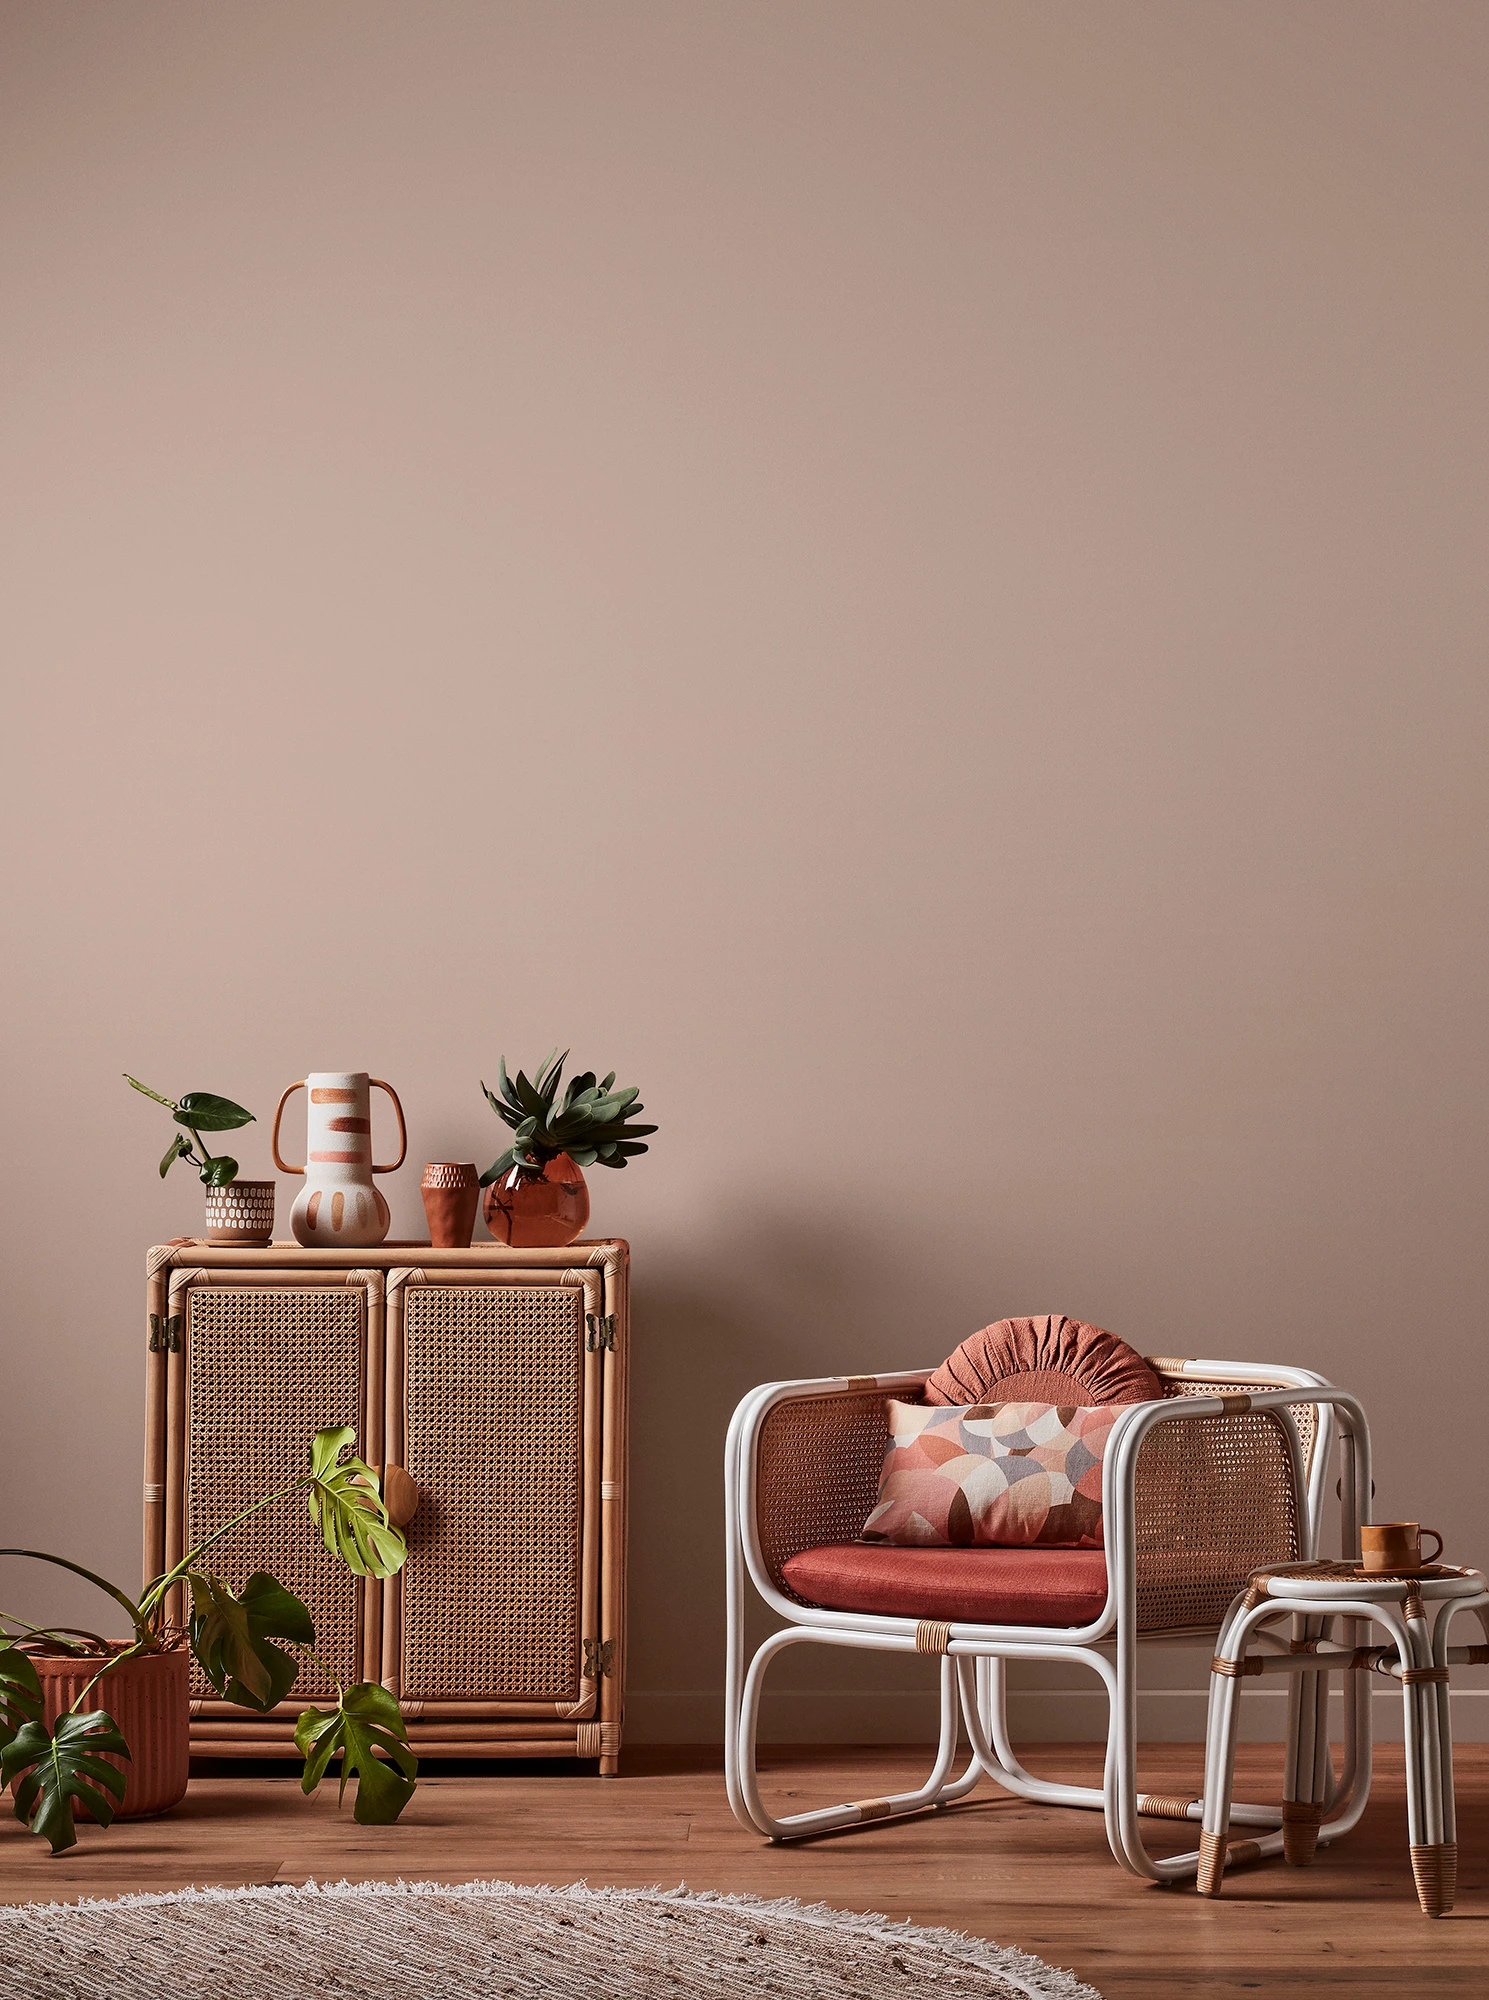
[923,1313,1161,1408]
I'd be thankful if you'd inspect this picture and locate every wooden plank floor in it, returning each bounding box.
[1,1743,1484,1997]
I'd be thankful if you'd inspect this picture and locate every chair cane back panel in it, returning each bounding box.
[183,1284,366,1700]
[755,1372,1317,1634]
[397,1283,589,1703]
[757,1390,890,1603]
[1132,1377,1309,1634]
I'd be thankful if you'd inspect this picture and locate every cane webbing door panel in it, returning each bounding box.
[145,1241,628,1767]
[386,1275,600,1710]
[170,1275,374,1701]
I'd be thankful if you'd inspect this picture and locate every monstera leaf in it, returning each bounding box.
[305,1428,407,1579]
[295,1682,417,1825]
[2,1710,129,1854]
[0,1646,42,1755]
[189,1571,313,1712]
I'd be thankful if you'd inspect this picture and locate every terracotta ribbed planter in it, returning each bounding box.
[422,1161,480,1247]
[30,1647,189,1820]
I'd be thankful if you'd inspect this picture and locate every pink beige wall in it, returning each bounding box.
[2,1,1486,1744]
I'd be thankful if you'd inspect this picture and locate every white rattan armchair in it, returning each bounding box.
[725,1356,1373,1883]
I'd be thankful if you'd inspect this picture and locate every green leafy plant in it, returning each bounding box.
[479,1050,657,1187]
[2,1710,130,1850]
[124,1074,255,1187]
[0,1427,416,1853]
[296,1682,417,1823]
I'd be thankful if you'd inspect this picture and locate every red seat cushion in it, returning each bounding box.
[924,1313,1160,1409]
[782,1542,1109,1627]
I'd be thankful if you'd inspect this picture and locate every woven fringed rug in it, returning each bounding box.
[0,1878,1102,2000]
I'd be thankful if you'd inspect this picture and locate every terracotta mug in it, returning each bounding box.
[1361,1522,1443,1572]
[421,1162,480,1248]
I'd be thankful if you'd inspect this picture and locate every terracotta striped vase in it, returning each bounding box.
[31,1647,190,1819]
[271,1071,407,1247]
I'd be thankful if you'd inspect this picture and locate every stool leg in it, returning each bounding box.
[1199,1657,1244,1896]
[1412,1600,1460,1919]
[1431,1607,1459,1859]
[1398,1595,1454,1918]
[1283,1613,1330,1865]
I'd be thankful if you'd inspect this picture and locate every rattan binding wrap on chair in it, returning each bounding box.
[146,1240,629,1771]
[756,1363,1319,1634]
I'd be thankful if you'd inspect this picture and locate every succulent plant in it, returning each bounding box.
[479,1050,656,1186]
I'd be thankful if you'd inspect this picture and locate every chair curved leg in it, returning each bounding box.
[952,1655,1106,1811]
[959,1655,1110,1810]
[734,1629,969,1841]
[722,1394,761,1833]
[952,1638,1288,1888]
[955,1648,1177,1880]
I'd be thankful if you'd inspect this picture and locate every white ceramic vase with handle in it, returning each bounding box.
[271,1071,406,1247]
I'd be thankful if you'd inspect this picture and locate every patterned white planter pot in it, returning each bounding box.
[204,1177,275,1245]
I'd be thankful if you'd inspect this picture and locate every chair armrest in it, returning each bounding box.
[1104,1387,1370,1636]
[728,1372,928,1602]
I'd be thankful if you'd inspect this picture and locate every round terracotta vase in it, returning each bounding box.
[30,1645,190,1820]
[483,1154,590,1248]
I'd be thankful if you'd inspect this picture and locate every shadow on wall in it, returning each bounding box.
[624,1209,990,1740]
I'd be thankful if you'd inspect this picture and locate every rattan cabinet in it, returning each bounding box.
[143,1240,628,1771]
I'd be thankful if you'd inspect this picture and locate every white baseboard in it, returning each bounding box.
[625,1687,1489,1745]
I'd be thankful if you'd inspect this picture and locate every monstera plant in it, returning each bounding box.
[124,1073,255,1187]
[0,1428,416,1853]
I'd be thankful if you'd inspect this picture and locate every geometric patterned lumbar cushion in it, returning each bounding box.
[860,1399,1120,1549]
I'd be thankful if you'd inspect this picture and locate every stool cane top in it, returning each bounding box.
[1249,1558,1487,1603]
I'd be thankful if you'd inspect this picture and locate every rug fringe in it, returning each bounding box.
[0,1876,1100,2000]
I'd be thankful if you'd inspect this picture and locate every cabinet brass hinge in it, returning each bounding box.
[148,1313,182,1353]
[585,1313,617,1353]
[583,1638,615,1680]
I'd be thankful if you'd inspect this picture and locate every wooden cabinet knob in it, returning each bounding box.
[381,1464,420,1528]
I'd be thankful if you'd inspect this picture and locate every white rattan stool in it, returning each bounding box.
[1200,1558,1489,1915]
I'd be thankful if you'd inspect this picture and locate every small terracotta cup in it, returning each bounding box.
[421,1162,480,1248]
[1361,1522,1443,1572]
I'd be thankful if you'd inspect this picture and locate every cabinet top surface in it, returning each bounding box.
[147,1238,628,1275]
